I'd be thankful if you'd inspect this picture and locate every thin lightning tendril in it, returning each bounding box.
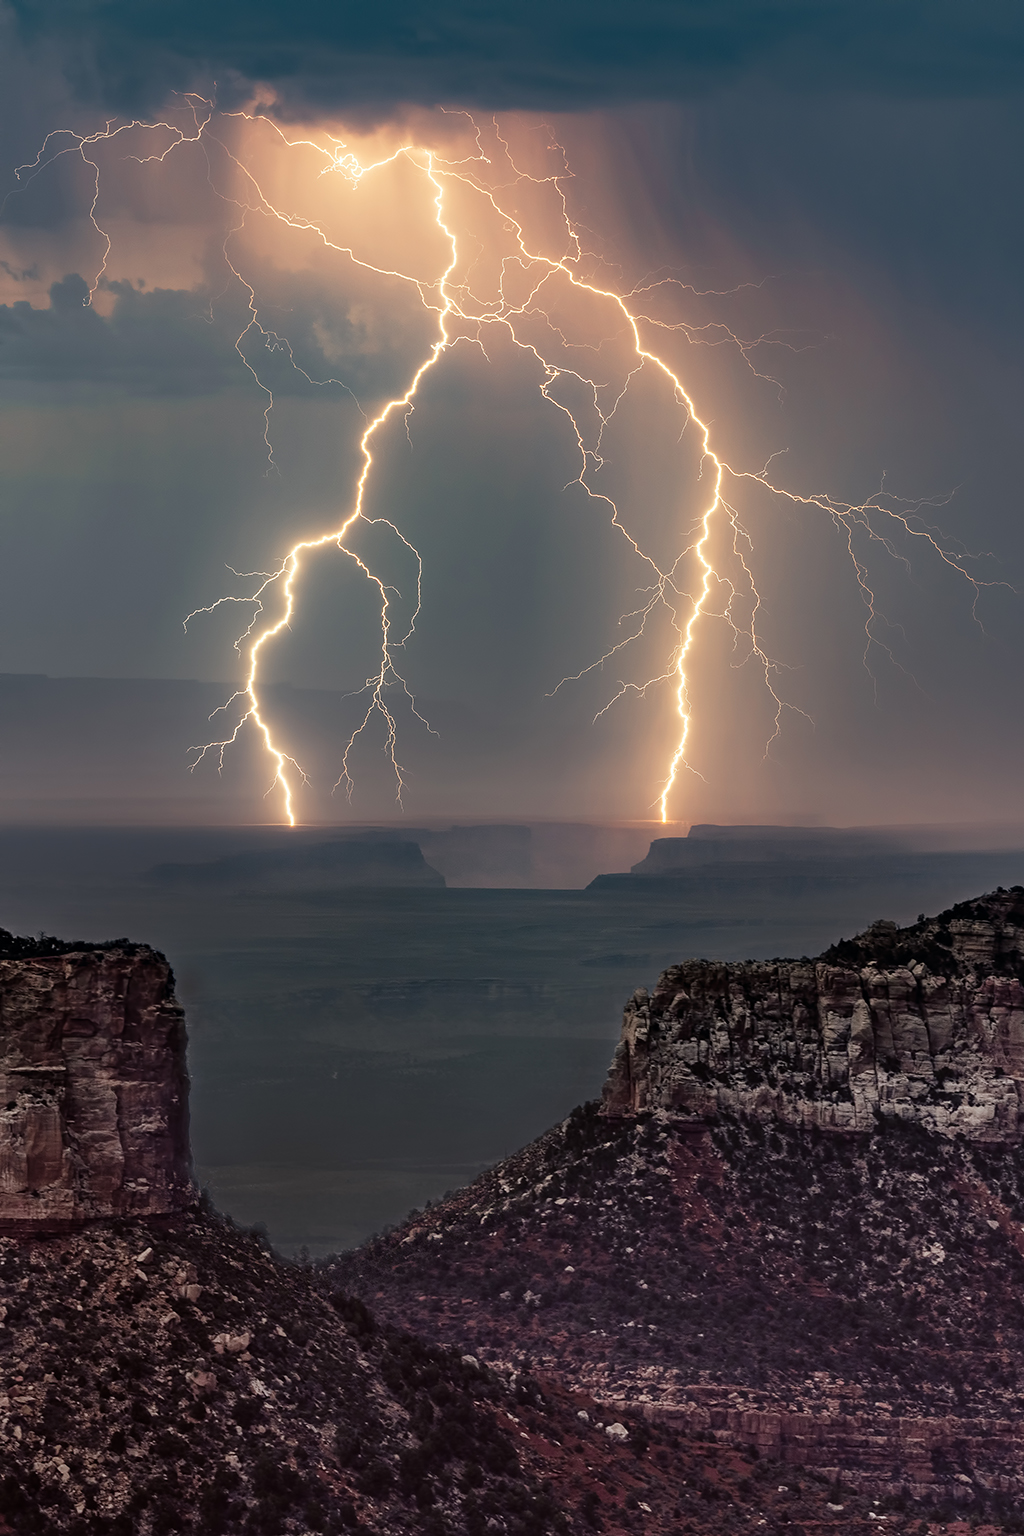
[6,101,1005,824]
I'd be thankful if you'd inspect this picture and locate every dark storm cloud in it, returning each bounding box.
[0,271,415,398]
[10,0,1024,115]
[0,275,240,392]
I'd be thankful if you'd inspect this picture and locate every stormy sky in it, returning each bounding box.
[0,1,1022,827]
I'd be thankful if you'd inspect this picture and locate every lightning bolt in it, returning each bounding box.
[4,102,1005,825]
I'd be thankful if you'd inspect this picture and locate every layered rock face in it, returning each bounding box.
[603,887,1024,1140]
[0,940,194,1229]
[332,888,1024,1519]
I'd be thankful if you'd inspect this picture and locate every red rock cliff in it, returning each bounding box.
[0,942,195,1230]
[603,887,1024,1140]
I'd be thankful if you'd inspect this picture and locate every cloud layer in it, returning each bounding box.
[11,0,1024,115]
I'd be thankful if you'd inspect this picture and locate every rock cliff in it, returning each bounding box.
[602,887,1024,1140]
[0,929,642,1536]
[0,936,194,1230]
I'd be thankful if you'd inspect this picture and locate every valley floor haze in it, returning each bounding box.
[1,816,1022,1255]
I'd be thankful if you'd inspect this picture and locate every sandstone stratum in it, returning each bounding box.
[0,935,193,1231]
[604,886,1024,1139]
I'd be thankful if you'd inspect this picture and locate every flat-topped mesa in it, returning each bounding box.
[0,935,195,1231]
[602,887,1024,1141]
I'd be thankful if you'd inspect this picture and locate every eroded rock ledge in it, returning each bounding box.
[0,937,194,1229]
[602,886,1024,1140]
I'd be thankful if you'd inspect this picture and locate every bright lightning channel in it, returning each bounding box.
[5,103,999,825]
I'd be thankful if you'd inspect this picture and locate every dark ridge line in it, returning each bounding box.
[0,929,141,961]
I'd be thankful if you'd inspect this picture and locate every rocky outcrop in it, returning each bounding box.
[0,939,194,1230]
[621,1394,1024,1500]
[602,887,1024,1140]
[329,889,1024,1519]
[0,936,644,1536]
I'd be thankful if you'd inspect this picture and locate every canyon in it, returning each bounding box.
[7,894,1024,1532]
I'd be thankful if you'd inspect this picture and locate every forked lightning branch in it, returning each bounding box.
[6,101,995,824]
